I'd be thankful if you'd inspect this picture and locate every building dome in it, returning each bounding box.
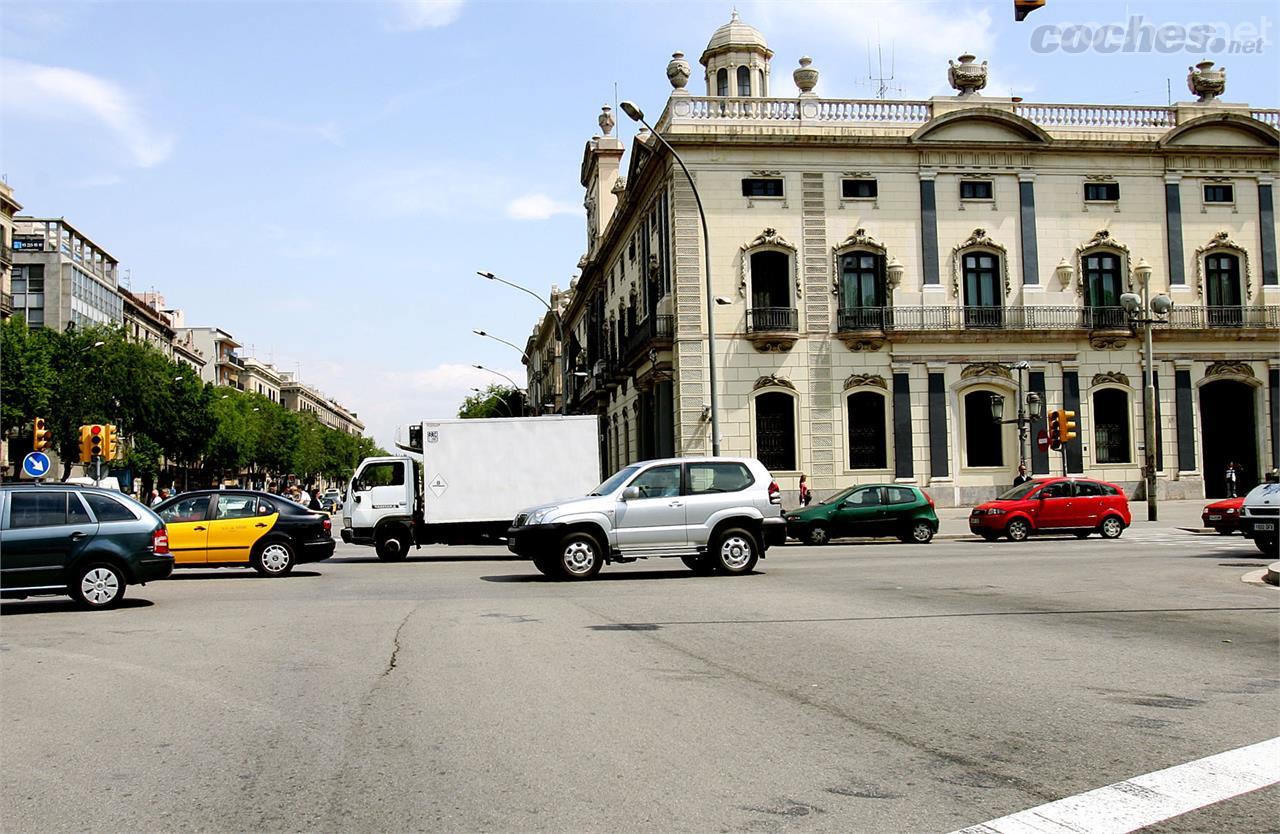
[700,11,772,66]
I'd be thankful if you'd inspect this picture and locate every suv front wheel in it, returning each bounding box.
[556,532,603,580]
[712,528,758,575]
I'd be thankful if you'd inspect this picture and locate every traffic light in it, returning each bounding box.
[1047,409,1062,450]
[102,424,118,461]
[1014,0,1046,21]
[1058,409,1078,444]
[32,418,52,452]
[80,424,105,463]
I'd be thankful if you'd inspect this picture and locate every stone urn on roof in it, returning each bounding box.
[1187,60,1226,103]
[948,53,987,97]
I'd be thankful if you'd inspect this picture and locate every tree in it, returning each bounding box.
[458,384,525,419]
[0,315,55,462]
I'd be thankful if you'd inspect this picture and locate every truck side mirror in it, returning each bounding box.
[622,486,641,501]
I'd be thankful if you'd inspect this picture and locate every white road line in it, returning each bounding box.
[952,736,1280,834]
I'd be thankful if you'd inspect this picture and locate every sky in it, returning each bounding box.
[3,0,1276,450]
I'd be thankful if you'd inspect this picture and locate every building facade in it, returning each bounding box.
[121,288,176,358]
[0,182,21,320]
[535,15,1280,504]
[11,217,123,331]
[279,373,365,436]
[175,326,243,388]
[240,357,284,403]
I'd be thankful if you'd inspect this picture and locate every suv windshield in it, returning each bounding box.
[591,465,640,496]
[996,481,1041,501]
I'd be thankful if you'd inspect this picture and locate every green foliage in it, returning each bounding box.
[0,315,55,436]
[458,384,526,419]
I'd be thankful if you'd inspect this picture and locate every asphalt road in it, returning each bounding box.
[2,530,1276,833]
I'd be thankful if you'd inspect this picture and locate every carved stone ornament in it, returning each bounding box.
[1074,229,1134,297]
[840,338,885,352]
[1089,336,1128,350]
[950,229,1010,299]
[753,373,796,391]
[961,363,1012,380]
[666,51,692,92]
[948,53,988,97]
[1187,60,1226,103]
[832,228,888,295]
[648,253,661,279]
[740,228,798,298]
[793,56,819,96]
[1092,371,1131,388]
[748,337,798,353]
[598,105,615,137]
[843,373,887,391]
[1205,360,1255,379]
[1193,231,1252,300]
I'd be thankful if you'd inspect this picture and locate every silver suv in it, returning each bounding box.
[507,457,786,580]
[1240,481,1280,556]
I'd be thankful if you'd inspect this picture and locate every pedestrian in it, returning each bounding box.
[308,489,323,511]
[152,488,169,507]
[1013,464,1032,486]
[798,474,812,507]
[1225,462,1238,498]
[148,488,159,506]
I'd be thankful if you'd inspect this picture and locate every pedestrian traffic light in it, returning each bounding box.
[1057,409,1078,443]
[1047,409,1062,450]
[80,424,105,462]
[102,424,118,460]
[32,418,52,452]
[1014,0,1046,21]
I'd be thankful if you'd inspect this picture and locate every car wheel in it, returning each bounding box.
[713,528,758,575]
[71,562,126,609]
[375,526,411,561]
[908,521,934,544]
[253,540,295,576]
[557,532,602,580]
[1255,538,1277,556]
[1075,531,1090,539]
[1005,518,1031,542]
[1098,516,1125,539]
[680,554,716,575]
[804,524,830,546]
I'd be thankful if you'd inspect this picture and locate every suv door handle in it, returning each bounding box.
[668,501,684,508]
[70,531,87,541]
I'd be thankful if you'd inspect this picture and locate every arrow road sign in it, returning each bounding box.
[22,451,51,479]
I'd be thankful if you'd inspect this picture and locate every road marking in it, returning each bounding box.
[952,736,1280,834]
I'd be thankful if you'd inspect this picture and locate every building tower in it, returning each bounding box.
[699,10,773,97]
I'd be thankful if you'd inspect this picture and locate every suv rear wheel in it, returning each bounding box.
[712,528,758,575]
[72,562,126,609]
[557,532,602,580]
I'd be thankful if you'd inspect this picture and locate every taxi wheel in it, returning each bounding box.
[252,540,295,576]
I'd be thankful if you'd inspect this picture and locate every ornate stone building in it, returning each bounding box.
[534,14,1279,504]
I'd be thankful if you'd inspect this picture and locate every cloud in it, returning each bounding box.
[506,193,579,221]
[0,58,174,167]
[347,163,506,218]
[386,0,465,31]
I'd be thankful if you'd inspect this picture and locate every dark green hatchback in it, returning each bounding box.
[785,484,939,545]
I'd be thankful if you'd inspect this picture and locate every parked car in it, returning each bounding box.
[785,484,938,545]
[321,489,342,514]
[153,489,334,576]
[1240,482,1280,556]
[0,484,173,609]
[507,457,786,580]
[969,477,1131,542]
[1202,496,1245,534]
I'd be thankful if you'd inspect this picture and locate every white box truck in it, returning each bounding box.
[340,415,601,559]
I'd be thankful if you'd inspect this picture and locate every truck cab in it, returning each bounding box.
[342,456,421,560]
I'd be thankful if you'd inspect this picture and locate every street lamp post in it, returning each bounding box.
[619,100,721,455]
[473,329,536,412]
[477,271,567,412]
[989,373,1043,471]
[472,364,528,416]
[1121,259,1173,522]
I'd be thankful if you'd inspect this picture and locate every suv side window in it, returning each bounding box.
[687,462,754,494]
[67,493,93,524]
[10,491,71,528]
[885,487,916,505]
[629,465,683,499]
[85,493,139,522]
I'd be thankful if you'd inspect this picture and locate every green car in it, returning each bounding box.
[785,484,939,545]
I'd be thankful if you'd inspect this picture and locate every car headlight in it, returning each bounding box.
[528,507,557,526]
[987,508,1006,516]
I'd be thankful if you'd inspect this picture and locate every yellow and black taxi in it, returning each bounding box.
[153,489,334,576]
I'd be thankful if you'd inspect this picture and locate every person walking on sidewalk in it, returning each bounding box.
[1013,464,1032,486]
[798,474,812,507]
[1225,462,1239,498]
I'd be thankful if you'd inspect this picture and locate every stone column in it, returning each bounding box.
[802,172,834,480]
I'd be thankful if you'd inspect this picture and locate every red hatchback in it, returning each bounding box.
[969,477,1131,542]
[1201,497,1245,534]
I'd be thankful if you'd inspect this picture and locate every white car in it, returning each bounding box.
[1240,482,1280,556]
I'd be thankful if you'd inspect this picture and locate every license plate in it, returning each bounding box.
[1208,514,1223,521]
[1255,522,1275,532]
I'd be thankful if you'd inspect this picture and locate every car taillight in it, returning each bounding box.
[322,517,332,533]
[152,528,170,555]
[768,481,781,505]
[924,491,935,508]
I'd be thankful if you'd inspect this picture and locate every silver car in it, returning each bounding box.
[507,457,786,580]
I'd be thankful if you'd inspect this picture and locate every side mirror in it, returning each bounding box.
[622,486,641,501]
[354,495,362,504]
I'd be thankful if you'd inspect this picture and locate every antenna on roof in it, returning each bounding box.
[865,31,902,100]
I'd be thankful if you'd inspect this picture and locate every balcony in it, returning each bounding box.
[746,307,799,352]
[622,314,673,370]
[0,291,11,317]
[218,352,245,368]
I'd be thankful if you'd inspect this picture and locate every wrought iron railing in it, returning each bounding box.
[623,314,673,364]
[831,305,1279,332]
[747,307,798,333]
[1157,305,1280,329]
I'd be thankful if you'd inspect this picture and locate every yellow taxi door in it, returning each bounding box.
[157,495,212,565]
[207,495,271,564]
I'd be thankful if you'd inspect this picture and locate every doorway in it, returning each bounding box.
[1199,379,1258,497]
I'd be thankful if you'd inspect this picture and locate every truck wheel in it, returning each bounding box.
[376,527,411,561]
[680,554,716,575]
[556,532,602,580]
[712,528,758,575]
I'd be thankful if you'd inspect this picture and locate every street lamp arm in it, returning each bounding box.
[473,329,532,363]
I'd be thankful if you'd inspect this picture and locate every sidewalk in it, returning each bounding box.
[933,498,1211,540]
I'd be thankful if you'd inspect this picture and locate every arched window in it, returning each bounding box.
[847,391,887,470]
[1093,388,1131,463]
[1083,251,1125,328]
[837,251,885,330]
[716,68,729,97]
[962,252,1003,328]
[737,66,751,96]
[964,390,1003,467]
[757,68,766,96]
[1205,252,1243,326]
[755,391,796,472]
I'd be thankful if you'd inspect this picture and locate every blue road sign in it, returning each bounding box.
[22,451,52,479]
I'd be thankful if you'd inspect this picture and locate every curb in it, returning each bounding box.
[1267,562,1280,587]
